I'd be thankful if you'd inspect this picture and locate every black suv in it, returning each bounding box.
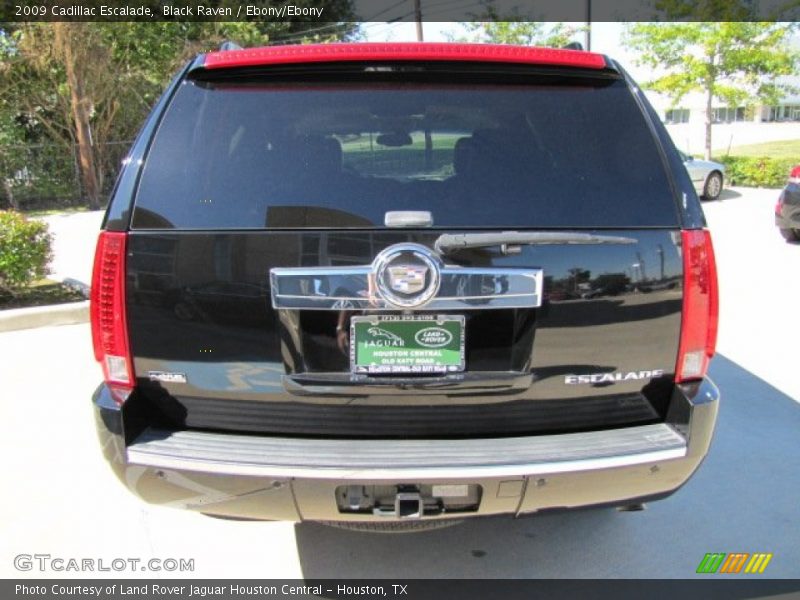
[91,42,719,526]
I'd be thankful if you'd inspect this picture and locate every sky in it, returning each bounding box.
[362,22,640,77]
[362,21,800,109]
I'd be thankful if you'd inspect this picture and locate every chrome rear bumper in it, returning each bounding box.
[127,423,687,480]
[94,378,719,522]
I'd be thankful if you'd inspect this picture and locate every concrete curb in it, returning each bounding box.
[0,300,89,333]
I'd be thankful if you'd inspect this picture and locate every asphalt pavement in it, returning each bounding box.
[1,187,797,579]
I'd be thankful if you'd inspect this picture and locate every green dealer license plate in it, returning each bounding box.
[351,315,465,374]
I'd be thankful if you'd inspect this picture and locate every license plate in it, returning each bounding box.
[350,315,465,374]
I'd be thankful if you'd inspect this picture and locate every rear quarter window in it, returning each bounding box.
[132,71,679,229]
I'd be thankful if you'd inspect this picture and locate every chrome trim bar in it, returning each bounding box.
[127,423,687,480]
[270,265,543,310]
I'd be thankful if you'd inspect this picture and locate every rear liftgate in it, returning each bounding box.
[270,228,651,519]
[274,235,543,519]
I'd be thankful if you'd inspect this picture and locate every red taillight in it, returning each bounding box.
[675,230,718,383]
[90,231,134,404]
[789,165,800,184]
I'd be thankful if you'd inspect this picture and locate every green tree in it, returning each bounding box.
[0,210,52,293]
[0,17,359,209]
[0,116,25,209]
[450,9,583,47]
[623,22,799,160]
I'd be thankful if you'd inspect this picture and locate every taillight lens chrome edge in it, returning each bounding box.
[90,231,134,404]
[675,229,719,383]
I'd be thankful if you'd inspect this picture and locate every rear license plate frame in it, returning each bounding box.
[350,314,465,375]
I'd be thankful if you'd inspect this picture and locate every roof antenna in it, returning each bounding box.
[563,42,584,51]
[219,40,242,51]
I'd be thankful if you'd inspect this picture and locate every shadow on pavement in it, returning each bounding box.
[294,354,799,578]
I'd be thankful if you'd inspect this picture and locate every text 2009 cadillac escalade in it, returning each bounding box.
[91,42,719,528]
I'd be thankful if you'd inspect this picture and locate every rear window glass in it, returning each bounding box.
[132,76,678,229]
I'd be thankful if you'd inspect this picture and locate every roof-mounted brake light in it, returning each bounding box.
[203,42,607,71]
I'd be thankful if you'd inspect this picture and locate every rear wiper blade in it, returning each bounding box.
[434,231,637,255]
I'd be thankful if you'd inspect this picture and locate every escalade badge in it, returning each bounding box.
[564,369,665,385]
[372,243,442,308]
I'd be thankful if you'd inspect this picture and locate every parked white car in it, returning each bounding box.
[679,151,725,200]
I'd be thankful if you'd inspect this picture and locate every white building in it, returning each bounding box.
[645,87,800,155]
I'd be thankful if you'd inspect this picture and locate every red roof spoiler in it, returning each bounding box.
[202,42,608,71]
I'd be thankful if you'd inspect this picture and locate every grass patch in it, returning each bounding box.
[718,139,800,160]
[0,279,86,310]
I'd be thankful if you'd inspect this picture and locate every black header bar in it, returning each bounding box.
[1,0,798,22]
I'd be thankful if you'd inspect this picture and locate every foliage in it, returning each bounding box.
[0,18,360,209]
[716,155,797,188]
[0,142,81,209]
[623,22,799,159]
[624,22,798,109]
[0,112,27,209]
[0,210,52,291]
[450,8,583,47]
[652,0,779,20]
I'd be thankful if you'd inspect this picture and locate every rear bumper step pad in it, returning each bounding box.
[127,423,686,480]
